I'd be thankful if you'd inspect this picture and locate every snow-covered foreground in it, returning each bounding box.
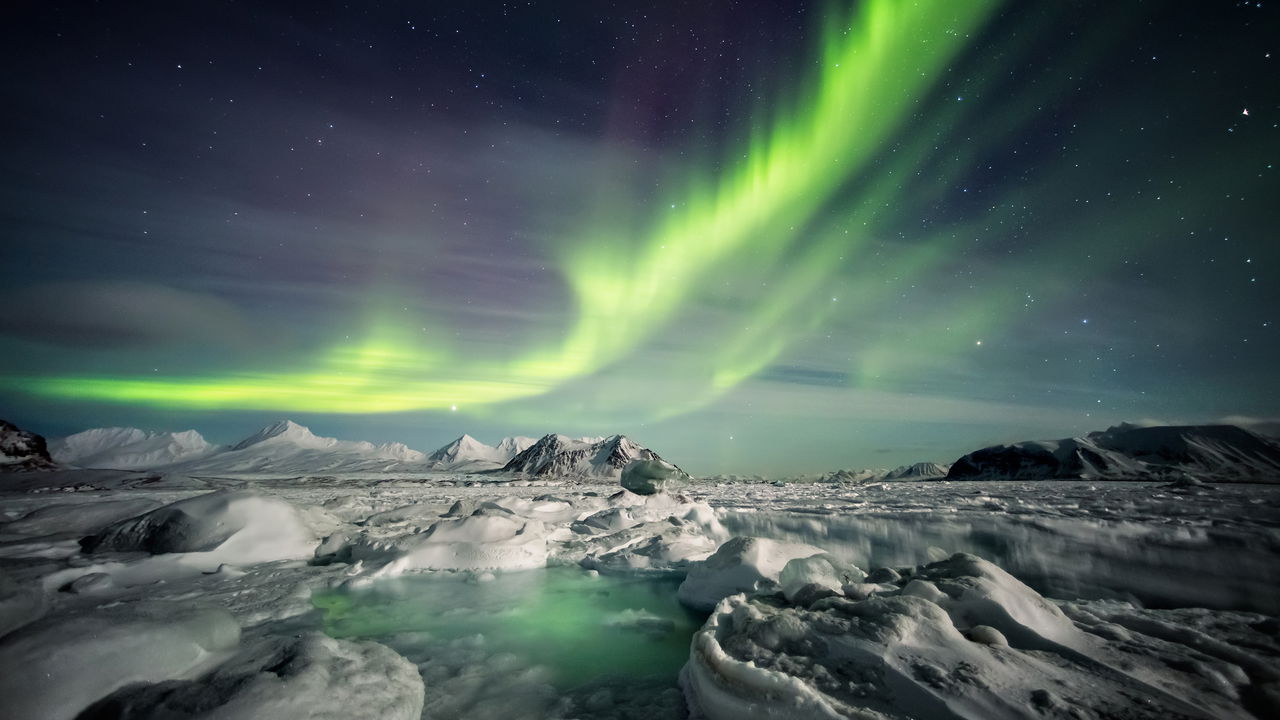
[0,473,1277,719]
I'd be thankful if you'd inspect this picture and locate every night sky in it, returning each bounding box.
[2,1,1276,475]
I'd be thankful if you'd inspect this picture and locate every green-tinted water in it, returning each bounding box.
[314,568,704,697]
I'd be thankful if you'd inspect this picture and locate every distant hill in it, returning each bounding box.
[52,427,217,470]
[38,421,668,479]
[948,423,1280,482]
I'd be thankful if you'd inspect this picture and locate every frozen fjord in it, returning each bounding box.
[0,473,1277,719]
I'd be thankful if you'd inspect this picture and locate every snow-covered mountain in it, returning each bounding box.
[495,435,536,459]
[815,468,886,484]
[427,434,505,470]
[51,427,217,470]
[37,420,651,478]
[883,462,951,480]
[230,420,339,451]
[0,419,56,471]
[166,420,428,475]
[500,434,667,478]
[425,434,540,471]
[947,423,1280,482]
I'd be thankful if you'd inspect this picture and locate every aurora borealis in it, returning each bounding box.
[2,1,1276,473]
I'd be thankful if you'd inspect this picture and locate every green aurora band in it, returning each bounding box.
[26,0,1009,415]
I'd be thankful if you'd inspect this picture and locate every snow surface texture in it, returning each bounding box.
[1,461,1278,719]
[77,632,425,720]
[0,418,56,470]
[682,553,1280,719]
[83,489,319,567]
[0,604,240,720]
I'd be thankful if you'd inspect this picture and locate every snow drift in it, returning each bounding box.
[76,632,424,720]
[0,604,240,720]
[682,552,1279,719]
[82,489,318,566]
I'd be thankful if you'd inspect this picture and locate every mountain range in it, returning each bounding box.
[32,420,660,479]
[947,423,1280,482]
[4,418,1278,483]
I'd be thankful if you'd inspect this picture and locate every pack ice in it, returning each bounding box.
[0,417,1277,719]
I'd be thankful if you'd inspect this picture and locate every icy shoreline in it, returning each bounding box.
[1,474,1277,719]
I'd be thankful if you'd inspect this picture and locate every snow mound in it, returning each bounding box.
[0,418,56,471]
[358,512,549,574]
[678,536,827,611]
[0,604,239,720]
[4,496,163,536]
[682,552,1278,719]
[948,423,1280,482]
[83,489,318,566]
[778,553,865,603]
[77,632,424,720]
[51,426,217,469]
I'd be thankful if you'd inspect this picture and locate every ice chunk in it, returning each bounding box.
[363,513,549,574]
[620,458,686,495]
[778,553,865,603]
[677,536,826,611]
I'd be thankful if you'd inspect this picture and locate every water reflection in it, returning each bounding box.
[315,568,703,719]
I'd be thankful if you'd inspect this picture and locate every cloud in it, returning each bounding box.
[0,281,253,348]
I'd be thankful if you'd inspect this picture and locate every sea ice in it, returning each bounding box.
[678,536,827,611]
[682,553,1279,719]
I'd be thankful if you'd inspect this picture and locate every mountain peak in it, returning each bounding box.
[51,426,215,470]
[501,432,668,478]
[0,419,56,471]
[427,434,503,466]
[232,420,329,451]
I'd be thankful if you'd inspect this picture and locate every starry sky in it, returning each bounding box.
[1,1,1276,475]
